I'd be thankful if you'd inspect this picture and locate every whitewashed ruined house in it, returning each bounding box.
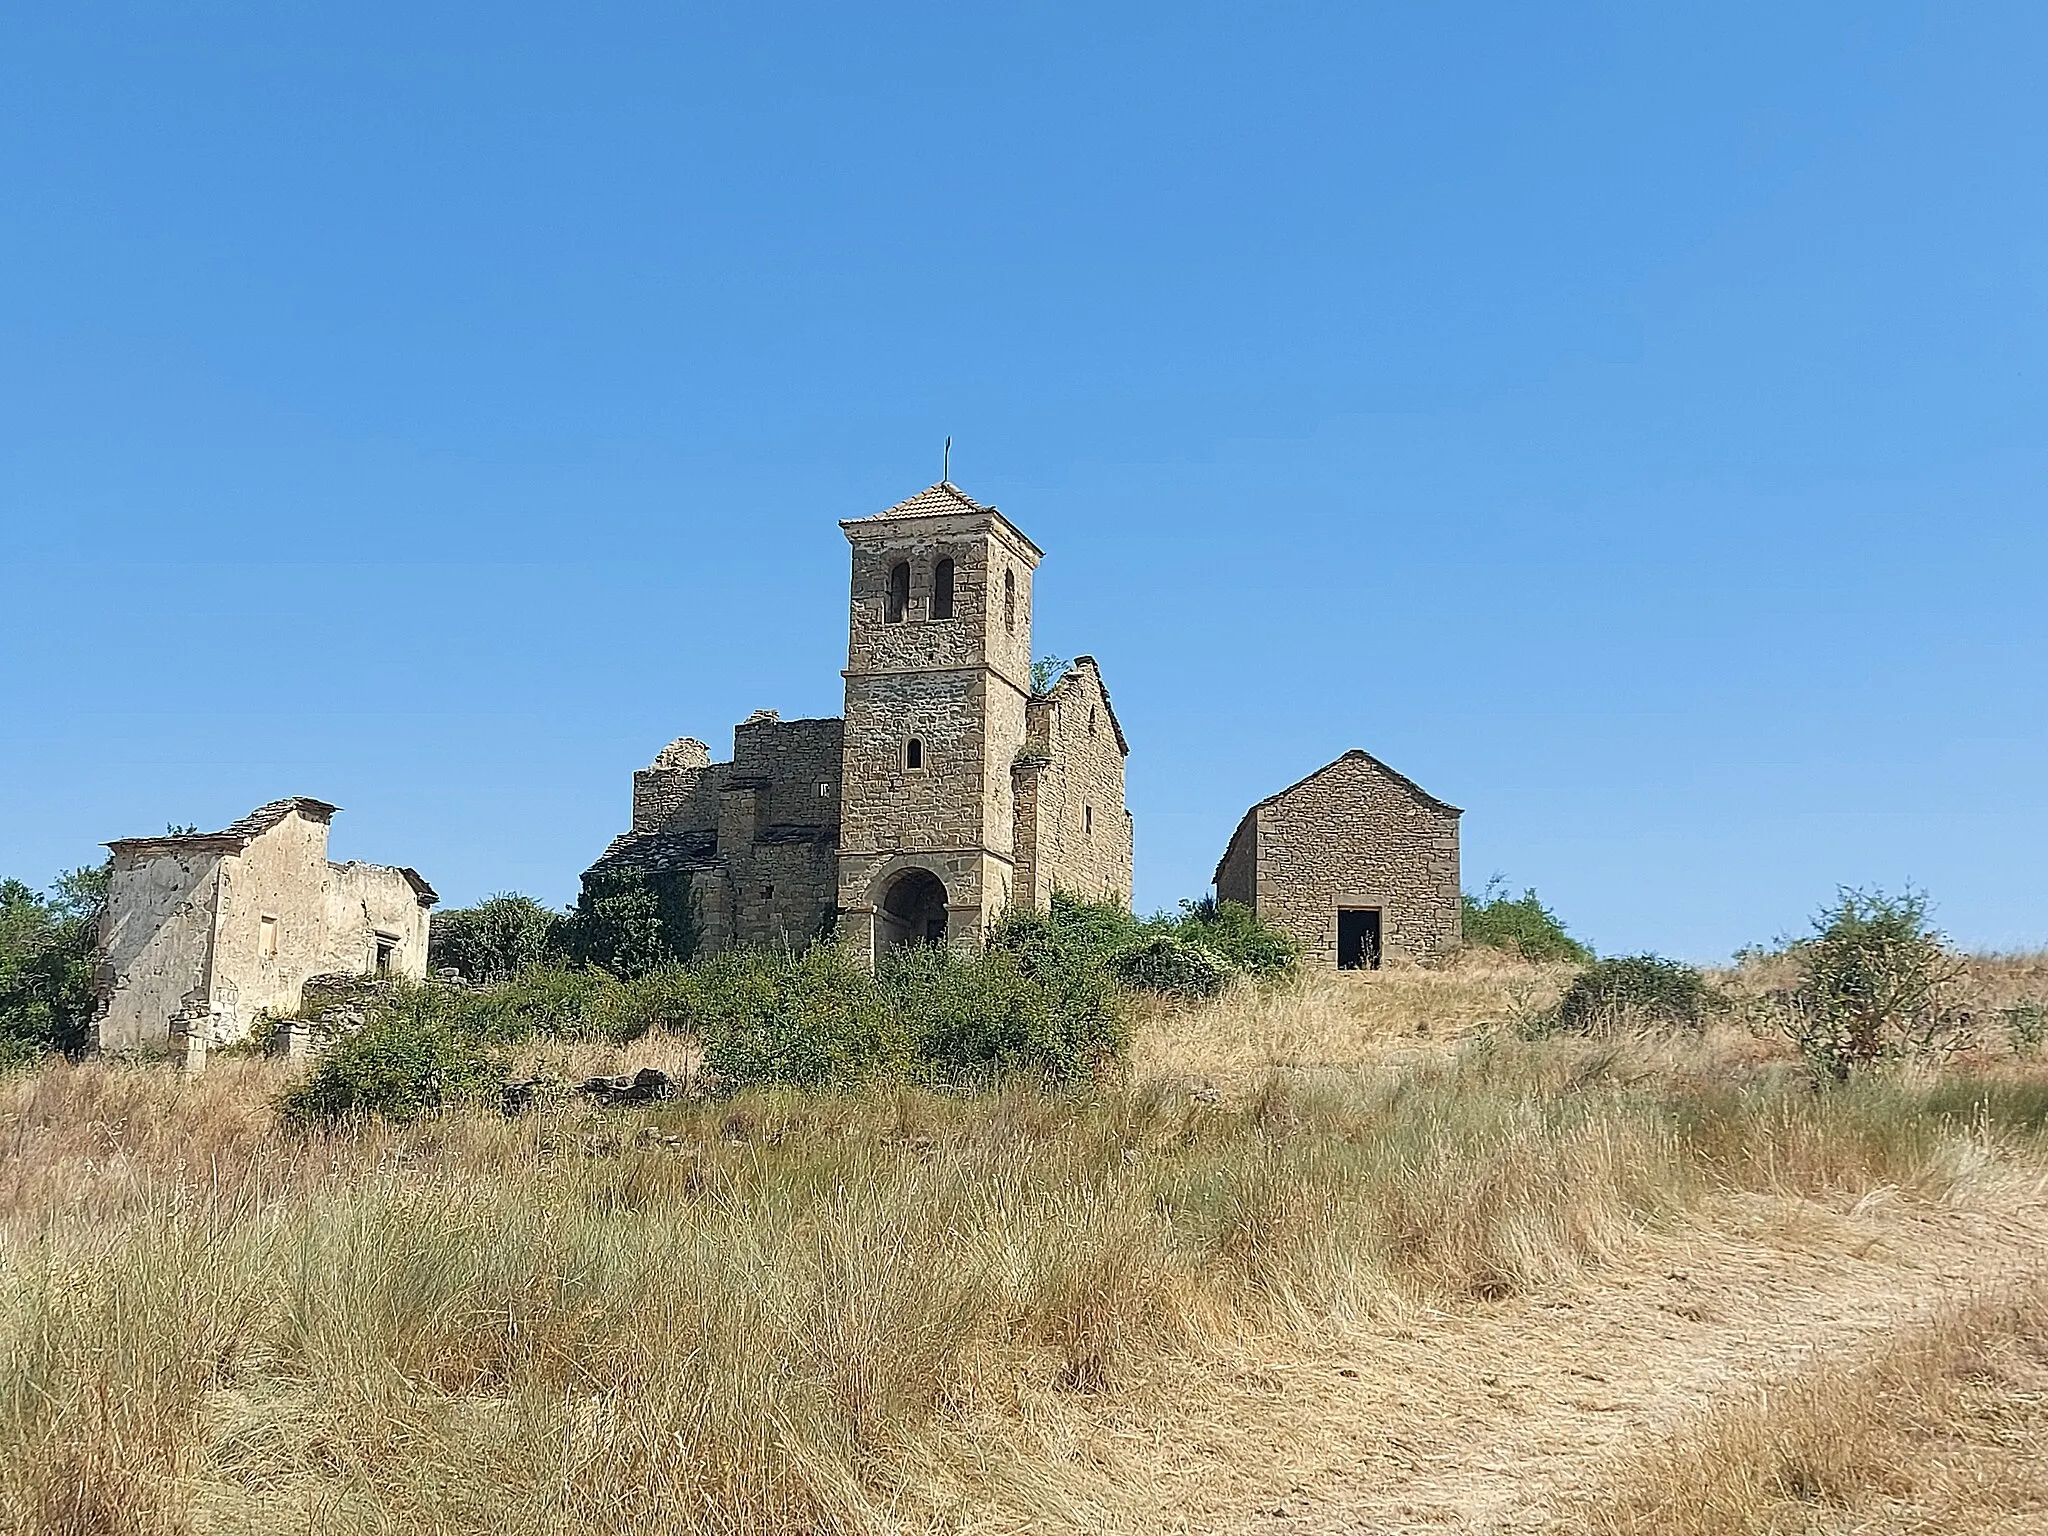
[95,798,436,1062]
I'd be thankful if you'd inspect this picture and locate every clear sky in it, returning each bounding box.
[4,3,2045,960]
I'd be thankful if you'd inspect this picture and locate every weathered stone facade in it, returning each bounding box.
[1214,751,1460,968]
[95,798,436,1058]
[583,482,1134,962]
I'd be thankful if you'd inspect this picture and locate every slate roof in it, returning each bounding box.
[107,796,341,855]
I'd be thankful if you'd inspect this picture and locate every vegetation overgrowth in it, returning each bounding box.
[284,892,1296,1122]
[1460,878,1592,963]
[2,946,2046,1533]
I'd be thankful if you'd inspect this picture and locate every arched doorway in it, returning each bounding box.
[876,867,949,957]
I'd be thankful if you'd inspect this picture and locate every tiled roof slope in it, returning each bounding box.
[107,797,340,854]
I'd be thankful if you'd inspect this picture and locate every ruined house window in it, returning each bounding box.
[1004,569,1016,634]
[374,934,398,975]
[259,915,279,959]
[905,738,924,770]
[886,561,910,624]
[932,557,955,620]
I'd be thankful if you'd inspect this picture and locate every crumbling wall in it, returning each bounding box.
[209,807,335,1042]
[95,847,223,1053]
[322,863,432,980]
[1014,660,1131,910]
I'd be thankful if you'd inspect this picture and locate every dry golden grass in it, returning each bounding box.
[2,952,2045,1534]
[1564,1273,2048,1535]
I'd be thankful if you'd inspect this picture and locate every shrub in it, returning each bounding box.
[278,984,509,1125]
[883,944,1129,1087]
[1106,934,1229,1000]
[559,868,701,978]
[0,863,107,1069]
[1783,887,1963,1082]
[1461,879,1591,963]
[427,893,561,982]
[1553,956,1712,1035]
[2004,1003,2048,1057]
[1169,897,1297,979]
[690,946,904,1090]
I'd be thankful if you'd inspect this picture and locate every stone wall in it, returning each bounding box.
[1230,751,1461,966]
[1014,659,1132,908]
[96,799,434,1054]
[95,846,224,1053]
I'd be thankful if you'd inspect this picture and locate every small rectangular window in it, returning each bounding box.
[1084,805,1093,835]
[374,935,398,975]
[818,780,832,798]
[259,915,279,959]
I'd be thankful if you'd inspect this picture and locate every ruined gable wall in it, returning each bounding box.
[1015,667,1130,908]
[1252,754,1461,965]
[209,810,334,1043]
[96,848,223,1052]
[1214,815,1257,908]
[322,864,431,980]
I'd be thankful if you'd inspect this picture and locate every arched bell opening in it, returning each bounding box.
[875,867,949,958]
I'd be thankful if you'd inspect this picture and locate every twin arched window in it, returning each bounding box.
[886,557,960,623]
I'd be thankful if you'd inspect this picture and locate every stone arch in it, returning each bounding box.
[875,866,949,957]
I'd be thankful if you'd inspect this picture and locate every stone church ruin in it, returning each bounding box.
[95,798,436,1061]
[582,482,1134,962]
[1215,750,1461,968]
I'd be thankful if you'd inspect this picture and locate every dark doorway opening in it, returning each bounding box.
[1337,909,1382,971]
[374,934,399,975]
[877,867,950,958]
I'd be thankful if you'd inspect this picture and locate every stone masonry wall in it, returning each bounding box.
[1014,661,1131,909]
[96,847,223,1053]
[1249,752,1461,965]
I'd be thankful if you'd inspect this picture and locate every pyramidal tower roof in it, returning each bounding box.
[841,481,1044,559]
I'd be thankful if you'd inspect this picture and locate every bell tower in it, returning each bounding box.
[836,482,1042,961]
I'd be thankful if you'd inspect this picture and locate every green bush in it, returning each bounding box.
[1106,934,1229,999]
[882,943,1129,1087]
[1169,897,1298,979]
[1461,879,1591,963]
[1552,955,1712,1034]
[690,946,904,1090]
[278,985,510,1125]
[559,867,701,978]
[1784,887,1962,1082]
[0,863,108,1069]
[428,893,562,982]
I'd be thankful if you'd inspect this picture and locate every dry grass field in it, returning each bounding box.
[3,952,2045,1534]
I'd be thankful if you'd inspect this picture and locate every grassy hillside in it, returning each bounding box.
[2,951,2045,1533]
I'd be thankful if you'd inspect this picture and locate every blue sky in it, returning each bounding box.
[4,3,2045,959]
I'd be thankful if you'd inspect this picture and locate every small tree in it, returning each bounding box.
[1461,877,1591,963]
[559,868,701,979]
[0,861,109,1067]
[1784,887,1963,1081]
[1030,654,1072,696]
[428,893,561,982]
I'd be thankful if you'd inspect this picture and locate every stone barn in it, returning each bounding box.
[583,481,1134,963]
[95,798,436,1060]
[1214,750,1460,968]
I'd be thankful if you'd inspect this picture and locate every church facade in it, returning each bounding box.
[582,482,1133,962]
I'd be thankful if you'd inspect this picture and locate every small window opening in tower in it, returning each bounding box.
[1004,568,1016,634]
[932,557,955,619]
[906,738,923,770]
[1085,805,1094,835]
[818,780,832,798]
[886,561,910,623]
[1088,706,1097,736]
